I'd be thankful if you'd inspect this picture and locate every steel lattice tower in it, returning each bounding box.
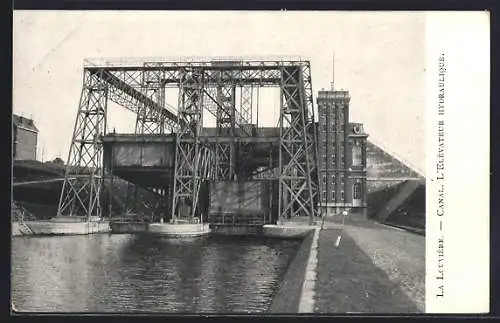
[57,69,108,218]
[278,65,318,220]
[171,69,204,220]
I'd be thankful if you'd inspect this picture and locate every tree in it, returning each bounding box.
[51,157,64,166]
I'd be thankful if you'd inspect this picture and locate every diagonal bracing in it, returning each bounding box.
[171,68,205,221]
[278,65,318,222]
[57,69,108,218]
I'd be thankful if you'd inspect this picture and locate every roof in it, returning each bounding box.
[13,114,38,132]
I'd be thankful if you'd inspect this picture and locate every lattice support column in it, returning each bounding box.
[136,63,167,135]
[133,63,173,220]
[301,63,321,218]
[278,64,317,223]
[171,69,204,222]
[237,86,254,179]
[57,69,108,218]
[240,86,253,126]
[215,84,236,180]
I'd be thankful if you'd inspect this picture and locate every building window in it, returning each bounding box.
[322,175,326,184]
[331,175,335,184]
[352,145,362,166]
[353,182,362,199]
[332,190,336,200]
[341,191,345,201]
[322,191,327,200]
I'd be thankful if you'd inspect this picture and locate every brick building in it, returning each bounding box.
[317,89,368,216]
[13,114,38,161]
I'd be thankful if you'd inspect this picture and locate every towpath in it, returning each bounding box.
[314,217,425,313]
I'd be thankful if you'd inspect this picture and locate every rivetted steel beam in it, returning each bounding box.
[89,69,183,126]
[101,134,279,144]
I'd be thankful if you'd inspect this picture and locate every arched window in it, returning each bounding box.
[352,144,362,166]
[353,182,362,199]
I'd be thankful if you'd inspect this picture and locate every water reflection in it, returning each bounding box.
[12,234,300,313]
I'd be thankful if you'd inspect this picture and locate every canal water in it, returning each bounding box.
[11,234,301,313]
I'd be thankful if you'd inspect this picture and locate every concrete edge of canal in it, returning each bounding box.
[268,227,319,313]
[298,228,320,313]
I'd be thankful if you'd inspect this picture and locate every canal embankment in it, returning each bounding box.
[11,219,110,236]
[268,229,315,313]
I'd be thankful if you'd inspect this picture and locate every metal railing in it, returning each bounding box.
[209,213,266,226]
[84,56,309,68]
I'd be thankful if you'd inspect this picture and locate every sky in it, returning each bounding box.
[12,11,425,174]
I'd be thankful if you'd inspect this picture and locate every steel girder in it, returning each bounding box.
[57,69,108,218]
[87,61,295,88]
[94,69,180,130]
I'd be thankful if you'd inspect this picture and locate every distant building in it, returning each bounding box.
[13,114,38,161]
[316,89,368,216]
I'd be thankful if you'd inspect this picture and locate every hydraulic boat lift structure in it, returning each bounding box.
[56,57,321,225]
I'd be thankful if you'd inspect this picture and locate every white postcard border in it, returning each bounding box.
[425,11,490,314]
